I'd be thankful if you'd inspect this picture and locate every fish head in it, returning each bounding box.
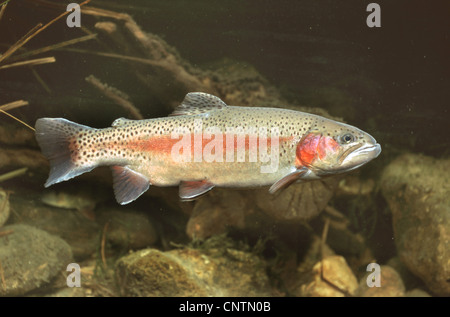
[295,121,381,177]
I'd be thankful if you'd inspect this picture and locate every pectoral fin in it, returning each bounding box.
[111,166,150,205]
[179,180,215,201]
[269,167,309,194]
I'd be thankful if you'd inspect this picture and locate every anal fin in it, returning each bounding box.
[179,180,215,201]
[269,167,309,194]
[111,166,150,205]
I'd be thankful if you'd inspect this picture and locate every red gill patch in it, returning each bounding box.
[296,133,339,167]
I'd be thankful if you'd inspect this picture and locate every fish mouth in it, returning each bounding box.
[341,143,381,171]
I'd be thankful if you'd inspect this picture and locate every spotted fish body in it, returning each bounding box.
[35,93,381,204]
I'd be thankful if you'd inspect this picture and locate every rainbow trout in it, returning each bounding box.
[35,92,381,204]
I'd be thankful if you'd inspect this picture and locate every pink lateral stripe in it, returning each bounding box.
[126,133,292,155]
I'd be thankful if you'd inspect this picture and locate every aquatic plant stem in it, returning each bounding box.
[0,56,55,70]
[0,167,28,183]
[9,34,97,62]
[0,109,35,131]
[101,221,110,270]
[0,1,9,23]
[0,0,91,64]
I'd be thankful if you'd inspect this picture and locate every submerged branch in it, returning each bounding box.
[0,109,35,132]
[10,34,97,61]
[0,56,55,70]
[85,75,143,120]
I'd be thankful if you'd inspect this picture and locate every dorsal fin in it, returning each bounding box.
[169,92,228,116]
[112,117,134,127]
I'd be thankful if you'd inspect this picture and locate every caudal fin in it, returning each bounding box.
[35,118,96,187]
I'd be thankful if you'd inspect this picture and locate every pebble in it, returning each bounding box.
[10,194,99,260]
[296,255,358,297]
[405,288,431,297]
[186,189,248,239]
[0,224,73,296]
[96,207,158,251]
[115,246,271,296]
[356,265,405,297]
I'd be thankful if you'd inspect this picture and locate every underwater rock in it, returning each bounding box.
[356,265,405,297]
[296,255,358,297]
[10,194,99,260]
[254,177,340,220]
[405,288,432,297]
[0,189,10,227]
[386,256,427,291]
[186,189,248,239]
[115,247,271,296]
[186,188,324,239]
[0,224,72,296]
[96,207,158,251]
[380,153,450,296]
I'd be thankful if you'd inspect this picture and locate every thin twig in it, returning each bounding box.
[10,34,97,61]
[63,48,167,67]
[0,109,35,131]
[101,221,110,270]
[30,67,51,94]
[85,75,143,119]
[0,100,29,111]
[0,1,9,23]
[320,217,330,257]
[0,0,91,64]
[0,167,28,183]
[0,24,42,64]
[318,217,352,296]
[319,216,330,281]
[0,56,55,70]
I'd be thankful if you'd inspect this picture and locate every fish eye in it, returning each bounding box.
[340,133,355,144]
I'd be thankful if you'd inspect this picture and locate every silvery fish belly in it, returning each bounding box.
[35,92,381,204]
